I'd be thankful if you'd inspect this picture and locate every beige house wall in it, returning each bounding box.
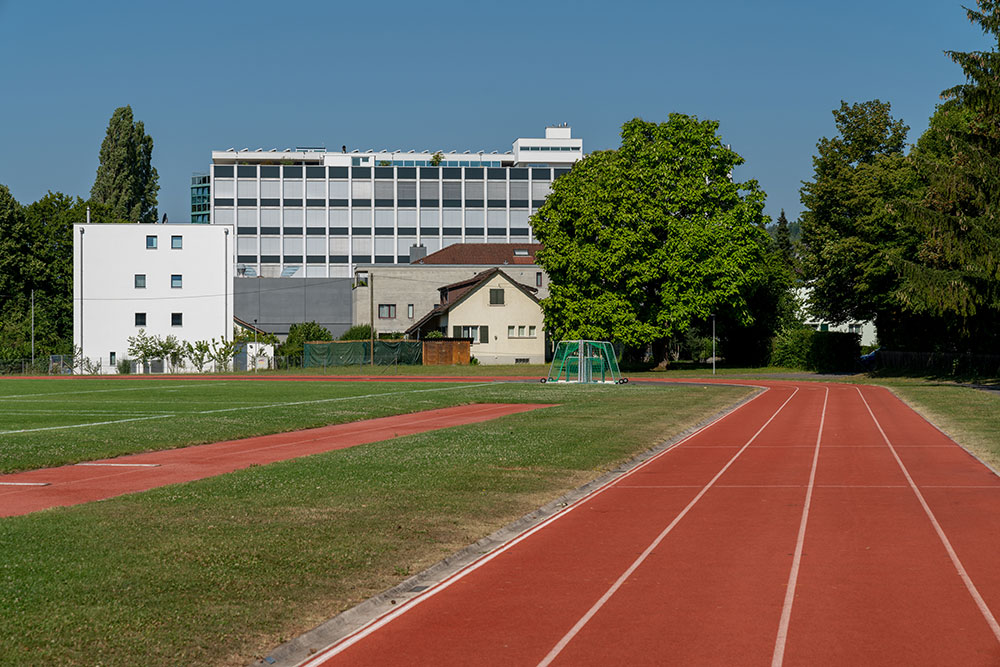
[448,274,545,364]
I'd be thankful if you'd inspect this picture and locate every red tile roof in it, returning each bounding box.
[412,243,542,265]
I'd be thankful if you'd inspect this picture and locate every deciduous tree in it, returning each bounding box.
[90,106,159,224]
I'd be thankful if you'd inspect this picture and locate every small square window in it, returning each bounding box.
[529,325,536,337]
[171,274,182,289]
[518,325,526,337]
[171,313,183,327]
[135,312,146,326]
[508,325,515,337]
[171,235,183,249]
[514,248,529,257]
[489,288,504,305]
[146,235,157,249]
[134,274,146,289]
[378,304,396,319]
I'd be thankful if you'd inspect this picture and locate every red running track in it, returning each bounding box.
[296,382,1000,667]
[0,403,552,517]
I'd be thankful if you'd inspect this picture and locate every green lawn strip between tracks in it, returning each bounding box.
[0,381,748,666]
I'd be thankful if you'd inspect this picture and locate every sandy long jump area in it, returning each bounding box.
[283,381,1000,667]
[0,403,553,517]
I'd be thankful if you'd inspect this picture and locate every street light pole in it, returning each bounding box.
[253,318,258,374]
[712,314,716,376]
[369,272,375,368]
[30,289,35,367]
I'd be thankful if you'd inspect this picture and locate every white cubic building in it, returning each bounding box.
[73,223,234,373]
[209,125,582,279]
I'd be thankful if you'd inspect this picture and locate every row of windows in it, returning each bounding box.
[214,165,566,181]
[377,303,417,319]
[519,146,579,152]
[135,274,183,288]
[146,235,183,250]
[507,325,537,338]
[134,312,183,327]
[214,199,546,209]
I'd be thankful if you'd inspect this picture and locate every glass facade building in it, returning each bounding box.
[191,173,210,223]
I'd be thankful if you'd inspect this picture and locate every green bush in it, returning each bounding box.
[116,358,133,375]
[806,331,861,373]
[771,327,813,369]
[280,322,333,357]
[339,324,372,341]
[423,330,444,339]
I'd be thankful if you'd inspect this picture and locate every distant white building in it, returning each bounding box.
[73,223,234,373]
[796,287,877,347]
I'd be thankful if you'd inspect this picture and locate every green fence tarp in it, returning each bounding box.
[304,341,422,367]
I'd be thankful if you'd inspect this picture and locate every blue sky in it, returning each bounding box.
[0,1,991,223]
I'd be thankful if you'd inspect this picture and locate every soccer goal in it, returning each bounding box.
[544,340,626,384]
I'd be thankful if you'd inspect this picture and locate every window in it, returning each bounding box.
[171,274,182,288]
[508,325,515,337]
[489,288,504,305]
[455,325,479,340]
[135,312,146,326]
[171,235,183,249]
[378,304,396,319]
[536,272,543,287]
[407,304,414,319]
[518,325,526,337]
[529,325,536,337]
[109,352,116,365]
[146,235,157,249]
[171,313,183,327]
[514,248,529,257]
[134,274,146,289]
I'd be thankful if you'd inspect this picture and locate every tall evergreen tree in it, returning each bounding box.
[774,209,795,271]
[90,106,159,224]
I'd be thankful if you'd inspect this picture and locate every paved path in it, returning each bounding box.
[0,403,552,517]
[294,382,1000,666]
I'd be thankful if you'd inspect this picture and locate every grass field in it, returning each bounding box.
[0,377,751,666]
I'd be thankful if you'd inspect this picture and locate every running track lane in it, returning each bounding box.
[297,382,1000,667]
[0,403,553,517]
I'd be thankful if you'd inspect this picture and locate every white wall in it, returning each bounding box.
[448,273,545,364]
[73,223,234,373]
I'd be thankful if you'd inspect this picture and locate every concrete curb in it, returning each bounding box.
[253,382,763,666]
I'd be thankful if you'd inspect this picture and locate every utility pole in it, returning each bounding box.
[712,314,716,376]
[30,289,35,367]
[253,318,258,374]
[369,272,375,367]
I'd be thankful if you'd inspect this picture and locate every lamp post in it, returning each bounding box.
[253,318,258,373]
[711,313,716,376]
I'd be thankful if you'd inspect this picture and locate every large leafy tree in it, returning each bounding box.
[531,115,772,360]
[799,100,921,331]
[90,105,159,224]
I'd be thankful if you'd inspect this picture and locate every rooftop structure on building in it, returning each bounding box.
[209,126,581,279]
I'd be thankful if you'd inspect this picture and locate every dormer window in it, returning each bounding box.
[513,249,529,257]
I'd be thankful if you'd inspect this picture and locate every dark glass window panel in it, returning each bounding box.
[443,199,461,208]
[487,200,507,208]
[375,167,394,179]
[306,166,325,179]
[420,167,439,178]
[237,227,257,235]
[237,254,257,263]
[172,313,183,326]
[237,165,256,178]
[352,227,372,235]
[283,166,302,178]
[213,165,233,178]
[464,227,485,236]
[488,168,506,180]
[374,199,394,208]
[352,166,371,179]
[554,168,571,178]
[375,255,394,264]
[283,227,303,235]
[260,226,280,235]
[261,255,280,263]
[353,255,371,263]
[488,228,507,236]
[531,168,551,180]
[283,255,303,263]
[443,227,461,236]
[509,168,528,180]
[284,199,303,207]
[329,255,349,263]
[441,167,461,179]
[352,198,371,207]
[328,199,348,207]
[397,255,410,263]
[532,200,546,208]
[237,198,256,207]
[135,313,146,326]
[306,199,325,207]
[328,166,348,179]
[374,228,394,236]
[329,227,348,235]
[261,166,280,178]
[397,167,416,179]
[260,198,280,207]
[306,227,326,235]
[420,227,439,236]
[510,200,529,209]
[306,255,325,263]
[214,198,234,207]
[510,228,530,236]
[465,199,484,208]
[490,288,504,305]
[397,227,417,235]
[464,167,483,179]
[397,199,417,208]
[419,199,439,207]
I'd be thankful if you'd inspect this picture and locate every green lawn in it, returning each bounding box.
[0,377,750,666]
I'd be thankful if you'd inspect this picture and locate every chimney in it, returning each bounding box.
[409,244,427,263]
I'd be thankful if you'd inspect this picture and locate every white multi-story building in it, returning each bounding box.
[209,125,582,279]
[73,223,234,372]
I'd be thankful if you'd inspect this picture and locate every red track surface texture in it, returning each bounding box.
[298,382,1000,667]
[0,403,551,518]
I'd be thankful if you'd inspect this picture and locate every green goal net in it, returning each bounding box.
[545,340,625,384]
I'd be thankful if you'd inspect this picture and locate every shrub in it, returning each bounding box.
[771,326,813,369]
[806,331,861,373]
[423,330,444,339]
[339,324,372,342]
[116,358,133,375]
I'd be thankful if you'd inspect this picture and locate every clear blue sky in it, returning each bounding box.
[0,0,990,224]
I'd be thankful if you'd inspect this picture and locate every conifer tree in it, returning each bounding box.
[90,106,159,224]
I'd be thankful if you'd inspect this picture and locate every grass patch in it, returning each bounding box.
[0,380,750,666]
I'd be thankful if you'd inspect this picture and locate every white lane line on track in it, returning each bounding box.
[0,382,225,400]
[0,482,49,486]
[76,463,161,468]
[0,383,491,435]
[535,386,802,667]
[856,385,1000,646]
[771,386,829,667]
[293,385,774,667]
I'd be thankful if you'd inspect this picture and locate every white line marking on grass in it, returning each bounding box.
[0,382,225,400]
[856,386,1000,646]
[294,385,774,667]
[0,482,49,486]
[76,463,160,468]
[772,386,829,667]
[0,414,175,435]
[536,386,800,667]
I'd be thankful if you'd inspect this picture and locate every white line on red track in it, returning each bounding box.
[856,385,1000,645]
[75,463,161,468]
[536,386,801,667]
[0,482,49,486]
[771,386,828,666]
